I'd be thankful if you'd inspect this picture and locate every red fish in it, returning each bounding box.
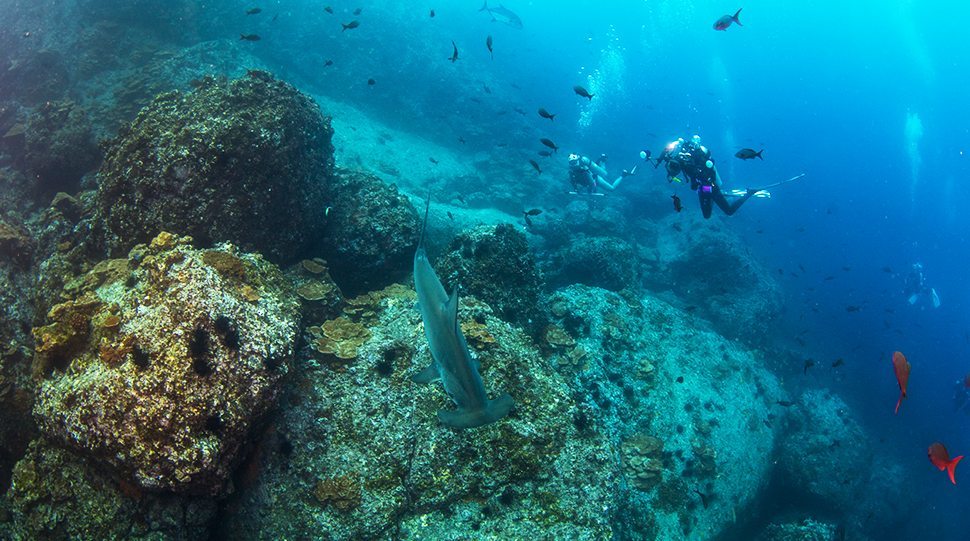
[713,8,742,31]
[892,351,910,414]
[928,442,963,484]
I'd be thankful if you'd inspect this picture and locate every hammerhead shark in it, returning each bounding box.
[411,195,514,429]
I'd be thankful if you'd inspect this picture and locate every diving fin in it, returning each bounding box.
[931,288,941,308]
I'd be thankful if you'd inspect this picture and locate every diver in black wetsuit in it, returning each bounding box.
[658,135,756,218]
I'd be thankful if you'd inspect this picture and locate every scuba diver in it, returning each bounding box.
[904,262,941,308]
[655,135,759,219]
[567,153,636,194]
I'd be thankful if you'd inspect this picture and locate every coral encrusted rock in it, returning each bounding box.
[434,223,544,331]
[30,232,300,496]
[94,70,334,263]
[318,169,418,295]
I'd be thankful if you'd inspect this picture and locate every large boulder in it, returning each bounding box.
[6,439,215,540]
[645,218,782,342]
[434,223,544,331]
[30,232,300,496]
[93,70,333,264]
[318,169,418,295]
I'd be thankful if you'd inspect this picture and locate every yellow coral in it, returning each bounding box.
[312,317,371,360]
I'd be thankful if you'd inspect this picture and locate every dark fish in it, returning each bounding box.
[430,9,435,18]
[353,8,362,15]
[803,359,815,374]
[456,194,466,204]
[734,148,763,160]
[429,157,439,164]
[367,78,376,85]
[513,107,526,115]
[693,489,711,509]
[573,85,594,100]
[776,400,795,407]
[482,84,491,94]
[449,40,459,62]
[538,150,552,157]
[246,7,262,15]
[842,266,851,271]
[823,275,835,281]
[713,8,742,31]
[524,208,543,216]
[763,419,772,428]
[846,305,861,312]
[524,214,533,227]
[882,266,893,273]
[458,136,466,144]
[539,138,558,152]
[486,35,493,59]
[342,20,360,31]
[447,211,454,220]
[240,34,261,41]
[272,13,278,22]
[528,160,541,175]
[325,6,333,14]
[671,194,682,212]
[324,59,333,67]
[537,108,555,121]
[832,358,844,368]
[672,223,683,232]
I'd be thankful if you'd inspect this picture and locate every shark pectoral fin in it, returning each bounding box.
[437,392,514,429]
[444,285,460,333]
[411,363,439,384]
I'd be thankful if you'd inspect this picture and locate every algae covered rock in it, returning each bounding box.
[7,439,215,540]
[775,389,872,510]
[219,284,618,540]
[552,235,639,292]
[30,232,300,496]
[545,284,784,539]
[318,169,418,295]
[24,100,100,195]
[434,223,544,331]
[647,222,781,342]
[94,70,334,263]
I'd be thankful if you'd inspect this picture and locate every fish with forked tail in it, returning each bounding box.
[735,148,763,160]
[342,20,360,31]
[573,85,594,100]
[713,8,742,31]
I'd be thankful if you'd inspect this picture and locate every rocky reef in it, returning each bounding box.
[93,70,334,264]
[434,223,544,332]
[218,283,620,540]
[645,219,782,343]
[544,284,785,539]
[316,169,418,296]
[6,439,215,540]
[30,232,300,496]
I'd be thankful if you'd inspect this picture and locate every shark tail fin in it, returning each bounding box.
[479,0,489,12]
[438,393,514,429]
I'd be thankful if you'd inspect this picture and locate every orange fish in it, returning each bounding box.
[928,442,963,484]
[892,351,910,414]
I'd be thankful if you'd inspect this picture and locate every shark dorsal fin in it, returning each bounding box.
[445,285,460,333]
